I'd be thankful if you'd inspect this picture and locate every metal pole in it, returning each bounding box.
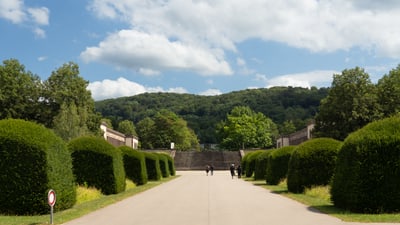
[50,206,54,224]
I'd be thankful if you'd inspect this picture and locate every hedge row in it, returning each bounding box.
[0,119,76,215]
[331,116,400,213]
[287,138,342,193]
[0,119,175,215]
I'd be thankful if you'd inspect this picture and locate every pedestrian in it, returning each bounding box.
[230,164,235,179]
[210,165,214,176]
[237,165,242,178]
[206,165,210,176]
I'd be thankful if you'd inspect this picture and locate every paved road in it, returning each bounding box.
[63,171,399,225]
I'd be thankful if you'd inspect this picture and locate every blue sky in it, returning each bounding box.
[1,0,400,100]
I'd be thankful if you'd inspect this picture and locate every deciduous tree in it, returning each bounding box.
[314,67,381,140]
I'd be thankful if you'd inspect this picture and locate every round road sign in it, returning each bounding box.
[48,189,56,207]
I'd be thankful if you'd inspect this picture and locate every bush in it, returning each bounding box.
[68,136,126,195]
[0,119,76,215]
[266,146,296,185]
[143,152,162,181]
[165,154,176,176]
[331,117,400,213]
[119,146,148,185]
[244,150,264,177]
[254,150,274,180]
[157,153,170,178]
[287,138,341,193]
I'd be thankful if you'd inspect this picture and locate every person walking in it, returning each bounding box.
[206,165,210,176]
[237,165,242,178]
[210,165,214,176]
[230,164,235,179]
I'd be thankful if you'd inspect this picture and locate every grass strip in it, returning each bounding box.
[251,180,400,223]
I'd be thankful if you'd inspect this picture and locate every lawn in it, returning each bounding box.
[251,179,400,223]
[0,177,177,225]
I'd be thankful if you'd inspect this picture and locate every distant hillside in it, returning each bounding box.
[95,86,329,143]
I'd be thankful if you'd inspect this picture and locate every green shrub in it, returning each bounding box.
[143,152,162,181]
[287,138,341,193]
[68,136,126,195]
[0,119,76,215]
[331,117,400,213]
[165,154,176,176]
[157,153,170,178]
[119,146,148,185]
[266,146,296,185]
[254,150,274,180]
[244,150,264,177]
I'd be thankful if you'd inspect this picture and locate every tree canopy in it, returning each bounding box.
[136,110,199,151]
[314,67,381,140]
[217,106,277,150]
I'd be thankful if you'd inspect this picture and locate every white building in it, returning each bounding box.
[100,122,139,149]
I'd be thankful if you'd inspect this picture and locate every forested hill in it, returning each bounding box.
[95,86,329,143]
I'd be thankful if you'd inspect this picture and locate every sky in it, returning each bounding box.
[1,0,400,101]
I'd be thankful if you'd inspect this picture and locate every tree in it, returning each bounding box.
[279,120,297,135]
[136,110,199,150]
[136,117,155,149]
[217,106,277,150]
[53,102,89,141]
[377,65,400,117]
[117,120,137,136]
[43,62,99,133]
[314,67,381,140]
[0,59,42,120]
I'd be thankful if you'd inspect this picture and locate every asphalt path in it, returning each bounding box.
[62,171,399,225]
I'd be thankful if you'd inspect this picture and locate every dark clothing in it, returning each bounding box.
[230,165,235,178]
[237,165,242,178]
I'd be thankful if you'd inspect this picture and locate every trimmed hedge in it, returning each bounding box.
[243,150,264,177]
[68,136,126,195]
[0,119,76,215]
[254,150,274,180]
[165,154,176,176]
[266,146,296,185]
[119,146,148,185]
[287,138,341,193]
[331,117,400,213]
[158,153,170,178]
[143,152,162,181]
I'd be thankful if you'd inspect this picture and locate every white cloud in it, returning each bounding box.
[0,0,25,23]
[199,89,222,96]
[0,1,49,37]
[87,0,400,58]
[27,7,49,26]
[260,70,338,88]
[33,27,46,38]
[88,77,188,100]
[80,30,232,76]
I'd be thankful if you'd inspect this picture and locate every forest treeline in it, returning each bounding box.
[95,87,329,143]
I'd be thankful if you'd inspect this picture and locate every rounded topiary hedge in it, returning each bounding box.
[266,146,296,185]
[331,117,400,213]
[0,119,76,215]
[244,150,264,177]
[143,152,162,181]
[119,146,148,185]
[287,138,342,193]
[254,150,274,180]
[157,153,170,178]
[68,136,126,195]
[165,153,176,176]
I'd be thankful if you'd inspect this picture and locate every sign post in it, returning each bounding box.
[48,189,56,224]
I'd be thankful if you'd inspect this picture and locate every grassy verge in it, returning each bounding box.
[251,179,400,223]
[0,176,177,225]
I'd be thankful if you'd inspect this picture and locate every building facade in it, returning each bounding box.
[276,122,314,148]
[100,122,139,149]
